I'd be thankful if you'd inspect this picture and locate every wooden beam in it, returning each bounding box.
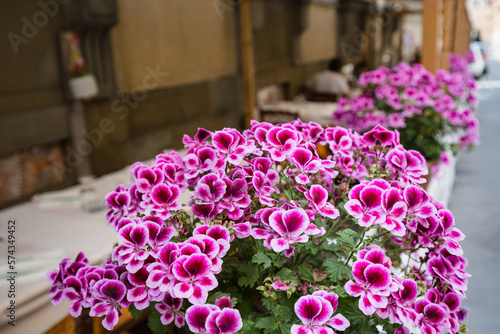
[422,0,444,72]
[453,0,464,54]
[441,0,456,69]
[239,0,256,128]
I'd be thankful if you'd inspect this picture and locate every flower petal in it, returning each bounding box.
[364,264,391,289]
[294,295,323,324]
[186,304,213,333]
[327,313,350,331]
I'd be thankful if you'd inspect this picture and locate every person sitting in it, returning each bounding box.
[305,57,351,102]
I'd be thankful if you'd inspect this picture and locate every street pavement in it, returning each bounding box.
[447,54,500,333]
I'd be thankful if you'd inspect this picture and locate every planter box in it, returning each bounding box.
[69,75,99,100]
[425,153,458,206]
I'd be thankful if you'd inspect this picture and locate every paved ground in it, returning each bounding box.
[447,55,500,333]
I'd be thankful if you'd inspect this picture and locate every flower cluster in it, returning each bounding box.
[185,297,243,334]
[49,120,469,334]
[292,291,349,334]
[333,60,479,166]
[449,51,474,75]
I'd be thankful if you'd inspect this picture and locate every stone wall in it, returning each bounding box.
[83,75,243,176]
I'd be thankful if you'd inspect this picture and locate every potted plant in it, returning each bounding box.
[48,121,469,334]
[64,31,99,100]
[332,58,479,176]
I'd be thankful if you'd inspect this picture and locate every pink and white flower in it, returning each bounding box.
[304,185,340,219]
[113,223,150,273]
[89,279,129,331]
[212,128,252,165]
[206,307,243,334]
[186,304,218,333]
[171,253,218,304]
[292,292,350,334]
[289,147,322,184]
[155,293,185,327]
[345,183,384,227]
[268,208,323,257]
[147,184,182,219]
[345,246,398,316]
[265,126,301,162]
[325,126,354,156]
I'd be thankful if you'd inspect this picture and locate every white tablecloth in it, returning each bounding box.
[0,152,194,334]
[0,170,131,333]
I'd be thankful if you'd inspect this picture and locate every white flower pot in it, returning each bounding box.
[69,75,99,99]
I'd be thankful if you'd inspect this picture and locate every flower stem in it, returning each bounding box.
[317,214,351,249]
[271,252,282,277]
[345,228,366,265]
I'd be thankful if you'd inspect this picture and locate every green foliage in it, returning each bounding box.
[147,309,169,334]
[276,268,300,284]
[252,252,273,269]
[274,304,294,322]
[279,323,294,334]
[323,258,352,282]
[296,263,315,283]
[399,108,450,162]
[128,303,142,319]
[303,240,320,256]
[240,318,257,334]
[238,262,260,288]
[336,229,360,248]
[342,302,378,334]
[255,316,278,332]
[255,298,297,334]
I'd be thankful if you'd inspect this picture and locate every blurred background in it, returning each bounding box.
[0,0,492,208]
[0,1,499,333]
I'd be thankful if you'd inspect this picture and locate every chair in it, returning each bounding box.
[304,90,340,103]
[260,109,299,124]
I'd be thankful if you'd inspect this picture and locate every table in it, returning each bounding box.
[0,169,130,333]
[0,160,189,334]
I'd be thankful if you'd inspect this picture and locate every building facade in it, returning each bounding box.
[0,0,474,207]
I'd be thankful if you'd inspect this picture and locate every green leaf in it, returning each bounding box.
[128,303,142,319]
[296,199,309,207]
[241,318,263,334]
[313,217,327,229]
[279,323,293,334]
[274,304,294,322]
[238,262,260,288]
[252,252,273,269]
[241,319,255,333]
[238,274,259,288]
[255,316,275,331]
[303,240,319,255]
[296,263,315,283]
[321,239,348,259]
[147,310,169,334]
[323,258,352,282]
[276,268,299,284]
[336,229,360,248]
[343,303,378,333]
[334,284,347,297]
